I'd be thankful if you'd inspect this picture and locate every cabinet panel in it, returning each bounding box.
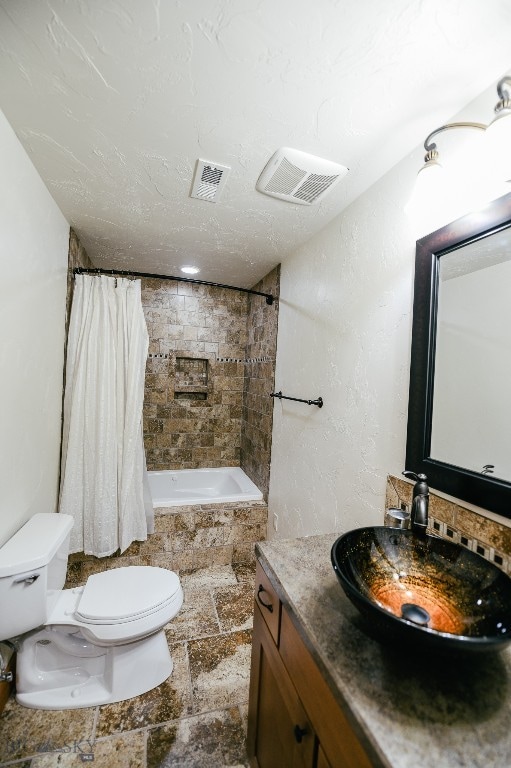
[254,561,281,644]
[279,608,373,768]
[316,744,332,768]
[247,604,315,768]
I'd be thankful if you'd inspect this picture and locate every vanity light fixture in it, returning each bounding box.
[484,76,511,183]
[180,266,200,275]
[406,75,511,221]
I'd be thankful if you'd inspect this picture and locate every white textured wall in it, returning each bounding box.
[268,81,508,540]
[268,159,417,539]
[0,108,69,547]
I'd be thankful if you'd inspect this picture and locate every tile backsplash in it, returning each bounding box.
[386,475,511,575]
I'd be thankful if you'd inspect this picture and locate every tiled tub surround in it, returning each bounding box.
[65,228,94,336]
[142,269,280,494]
[65,501,268,580]
[240,266,280,500]
[256,535,511,768]
[387,475,511,574]
[0,502,267,766]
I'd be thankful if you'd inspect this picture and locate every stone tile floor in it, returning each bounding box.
[0,563,255,768]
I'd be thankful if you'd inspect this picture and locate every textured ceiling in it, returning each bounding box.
[1,0,511,286]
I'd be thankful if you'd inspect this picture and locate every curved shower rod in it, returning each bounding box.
[73,267,274,305]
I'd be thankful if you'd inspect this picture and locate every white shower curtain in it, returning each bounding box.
[60,274,153,556]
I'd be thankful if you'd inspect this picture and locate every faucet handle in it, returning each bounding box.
[402,470,427,482]
[402,470,429,501]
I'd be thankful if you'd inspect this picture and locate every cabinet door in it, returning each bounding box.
[279,609,373,768]
[247,604,315,768]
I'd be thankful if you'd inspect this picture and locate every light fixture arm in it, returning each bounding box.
[496,76,511,102]
[423,122,487,159]
[407,74,511,219]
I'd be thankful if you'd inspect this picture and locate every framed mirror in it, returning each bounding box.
[406,191,511,518]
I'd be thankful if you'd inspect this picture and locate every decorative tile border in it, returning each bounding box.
[386,475,511,575]
[217,356,275,364]
[149,353,275,364]
[427,514,509,573]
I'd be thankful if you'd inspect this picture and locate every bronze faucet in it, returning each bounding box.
[403,470,429,535]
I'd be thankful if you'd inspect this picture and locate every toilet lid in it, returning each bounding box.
[76,566,181,624]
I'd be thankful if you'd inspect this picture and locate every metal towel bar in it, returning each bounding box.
[270,391,323,408]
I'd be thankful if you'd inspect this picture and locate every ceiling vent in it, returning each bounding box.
[256,147,348,205]
[190,159,231,203]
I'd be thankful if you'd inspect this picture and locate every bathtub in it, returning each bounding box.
[147,467,263,507]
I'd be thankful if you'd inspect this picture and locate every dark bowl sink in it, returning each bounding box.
[331,527,511,653]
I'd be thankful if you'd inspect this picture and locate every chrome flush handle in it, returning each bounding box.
[13,574,40,585]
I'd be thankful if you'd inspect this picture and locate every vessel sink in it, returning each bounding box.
[331,527,511,653]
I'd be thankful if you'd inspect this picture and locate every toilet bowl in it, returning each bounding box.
[0,513,183,709]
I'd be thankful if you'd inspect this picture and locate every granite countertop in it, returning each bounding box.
[256,534,511,768]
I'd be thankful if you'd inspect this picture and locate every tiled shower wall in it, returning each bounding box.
[240,266,280,499]
[61,229,95,486]
[142,280,249,470]
[142,271,279,487]
[65,228,94,341]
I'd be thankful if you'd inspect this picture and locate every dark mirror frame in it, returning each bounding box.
[406,191,511,519]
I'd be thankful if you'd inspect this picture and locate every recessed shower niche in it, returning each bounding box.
[174,356,208,400]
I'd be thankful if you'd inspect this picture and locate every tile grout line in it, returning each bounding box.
[183,639,196,720]
[90,704,100,748]
[210,584,224,635]
[142,726,148,768]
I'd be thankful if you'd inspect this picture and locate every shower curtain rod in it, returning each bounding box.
[73,267,274,305]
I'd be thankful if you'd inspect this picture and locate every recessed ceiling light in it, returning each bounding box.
[180,265,200,275]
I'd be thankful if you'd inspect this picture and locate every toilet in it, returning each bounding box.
[0,512,183,709]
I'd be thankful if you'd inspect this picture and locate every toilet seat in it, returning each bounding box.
[47,566,183,647]
[76,566,181,624]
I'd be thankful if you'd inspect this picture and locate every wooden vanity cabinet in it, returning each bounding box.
[248,600,315,768]
[247,562,373,768]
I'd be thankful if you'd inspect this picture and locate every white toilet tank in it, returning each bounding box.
[0,513,74,640]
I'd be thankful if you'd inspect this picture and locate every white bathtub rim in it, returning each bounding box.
[148,466,263,508]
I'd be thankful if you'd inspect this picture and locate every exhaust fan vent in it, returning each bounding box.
[190,159,231,203]
[256,147,348,205]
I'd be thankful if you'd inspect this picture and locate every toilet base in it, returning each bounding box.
[16,627,173,710]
